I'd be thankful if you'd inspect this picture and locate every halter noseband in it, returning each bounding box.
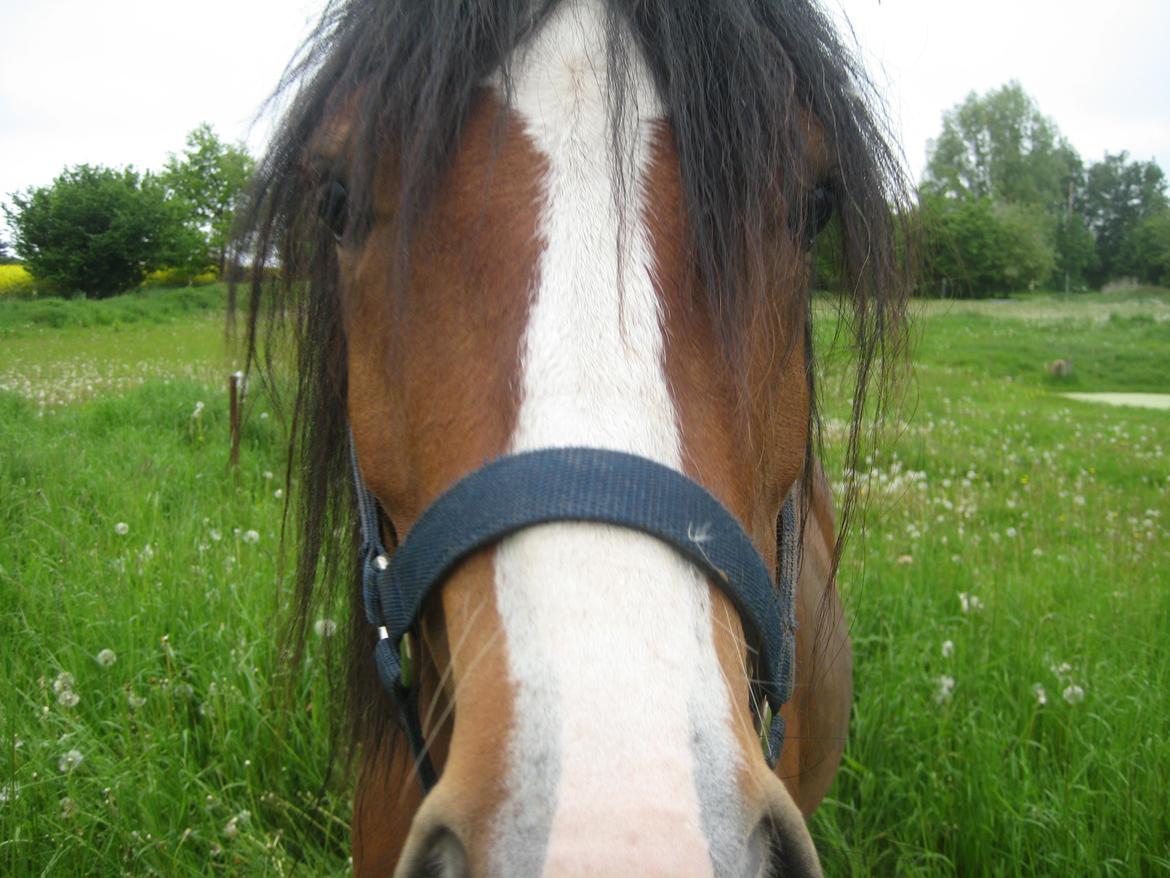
[350,442,799,791]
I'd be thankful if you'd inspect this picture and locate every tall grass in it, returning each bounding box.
[2,289,1168,875]
[810,336,1170,874]
[1,381,351,875]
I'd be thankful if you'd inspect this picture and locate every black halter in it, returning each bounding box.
[350,441,798,791]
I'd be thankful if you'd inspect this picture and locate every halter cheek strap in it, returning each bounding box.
[350,441,799,791]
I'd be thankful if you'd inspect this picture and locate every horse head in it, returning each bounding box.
[242,1,906,874]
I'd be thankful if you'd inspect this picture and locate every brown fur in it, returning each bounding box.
[645,127,848,816]
[342,92,544,872]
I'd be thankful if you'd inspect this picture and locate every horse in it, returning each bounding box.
[241,1,907,874]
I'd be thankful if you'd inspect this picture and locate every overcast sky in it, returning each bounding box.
[3,0,1169,225]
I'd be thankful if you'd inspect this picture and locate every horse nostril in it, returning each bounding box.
[758,812,823,878]
[402,826,470,878]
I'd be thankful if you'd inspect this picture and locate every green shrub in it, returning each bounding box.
[4,164,190,298]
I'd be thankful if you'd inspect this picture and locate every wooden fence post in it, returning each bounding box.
[229,371,243,473]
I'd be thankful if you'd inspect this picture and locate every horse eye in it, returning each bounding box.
[318,179,349,241]
[807,183,836,246]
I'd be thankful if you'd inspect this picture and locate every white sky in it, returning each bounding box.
[3,0,1169,226]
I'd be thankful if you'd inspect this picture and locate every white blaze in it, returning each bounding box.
[489,2,743,875]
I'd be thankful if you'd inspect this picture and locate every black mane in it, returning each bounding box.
[238,0,908,754]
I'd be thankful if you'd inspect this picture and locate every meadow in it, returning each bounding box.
[1,284,1167,875]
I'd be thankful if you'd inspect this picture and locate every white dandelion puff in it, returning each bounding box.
[314,619,338,638]
[958,592,983,614]
[935,675,956,704]
[114,522,130,536]
[58,749,84,773]
[57,689,79,708]
[95,649,116,668]
[941,640,954,658]
[242,530,260,545]
[224,809,251,840]
[1062,684,1085,705]
[1032,683,1048,706]
[52,672,75,694]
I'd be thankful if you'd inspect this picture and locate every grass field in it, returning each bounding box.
[2,285,1168,875]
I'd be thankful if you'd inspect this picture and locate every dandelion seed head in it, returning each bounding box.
[942,640,954,658]
[1032,683,1048,706]
[114,522,129,536]
[935,675,955,704]
[1062,684,1085,705]
[314,618,338,638]
[57,689,79,708]
[52,672,75,694]
[958,592,983,614]
[896,554,913,566]
[95,648,116,668]
[242,530,260,545]
[58,749,83,773]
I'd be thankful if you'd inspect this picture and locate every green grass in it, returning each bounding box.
[0,384,350,875]
[810,290,1170,874]
[2,288,1168,875]
[0,283,229,336]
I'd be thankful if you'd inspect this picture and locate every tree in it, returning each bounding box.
[4,165,185,298]
[924,82,1082,216]
[921,82,1087,293]
[1120,209,1170,286]
[918,194,1054,297]
[1053,212,1097,291]
[161,123,254,276]
[996,203,1056,290]
[1081,152,1168,285]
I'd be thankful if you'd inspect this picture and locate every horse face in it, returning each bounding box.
[335,5,823,875]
